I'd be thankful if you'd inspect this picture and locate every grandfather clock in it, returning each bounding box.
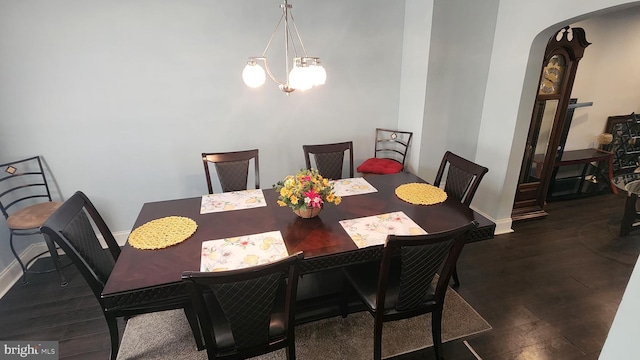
[512,27,591,221]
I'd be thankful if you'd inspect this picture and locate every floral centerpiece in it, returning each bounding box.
[273,168,341,218]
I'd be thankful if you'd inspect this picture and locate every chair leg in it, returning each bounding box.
[452,265,460,287]
[286,343,296,360]
[105,315,120,360]
[432,309,444,360]
[373,318,383,360]
[43,233,68,287]
[620,193,638,236]
[339,277,352,318]
[9,232,29,285]
[183,304,205,350]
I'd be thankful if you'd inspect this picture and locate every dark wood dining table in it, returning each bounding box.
[102,172,495,321]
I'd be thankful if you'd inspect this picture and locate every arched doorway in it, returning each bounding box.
[470,1,640,234]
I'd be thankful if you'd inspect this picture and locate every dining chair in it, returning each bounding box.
[303,141,354,180]
[434,151,488,206]
[182,251,304,360]
[202,149,260,193]
[434,151,488,287]
[0,155,68,286]
[356,128,413,175]
[40,191,202,360]
[342,221,478,360]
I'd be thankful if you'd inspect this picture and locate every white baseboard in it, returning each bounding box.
[112,231,130,247]
[493,218,514,235]
[470,206,514,235]
[0,230,132,299]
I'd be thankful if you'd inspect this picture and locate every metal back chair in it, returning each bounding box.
[303,141,354,180]
[357,128,413,175]
[41,191,201,360]
[0,155,67,285]
[182,252,303,360]
[202,149,260,193]
[343,221,478,360]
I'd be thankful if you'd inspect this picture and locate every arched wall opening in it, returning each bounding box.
[471,0,640,234]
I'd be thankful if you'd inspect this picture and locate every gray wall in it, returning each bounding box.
[2,0,640,277]
[0,0,406,268]
[417,0,499,182]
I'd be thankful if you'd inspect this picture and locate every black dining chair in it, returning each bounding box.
[303,141,354,180]
[182,252,304,360]
[357,128,413,175]
[202,149,260,193]
[343,221,478,360]
[0,155,68,286]
[40,191,202,360]
[434,151,488,287]
[434,151,488,207]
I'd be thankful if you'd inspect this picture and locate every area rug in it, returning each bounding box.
[117,287,491,360]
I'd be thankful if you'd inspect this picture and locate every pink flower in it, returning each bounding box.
[304,189,324,208]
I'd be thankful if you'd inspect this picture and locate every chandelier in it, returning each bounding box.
[242,0,326,94]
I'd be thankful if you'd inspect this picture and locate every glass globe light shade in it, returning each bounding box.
[311,64,326,86]
[242,62,266,88]
[289,66,312,91]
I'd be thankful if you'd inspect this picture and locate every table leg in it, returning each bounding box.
[577,163,590,195]
[608,154,618,194]
[620,193,638,236]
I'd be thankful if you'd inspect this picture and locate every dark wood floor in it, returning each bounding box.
[1,193,637,359]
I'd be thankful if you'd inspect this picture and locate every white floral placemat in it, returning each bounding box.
[200,189,266,214]
[332,177,378,197]
[200,230,289,272]
[339,211,427,248]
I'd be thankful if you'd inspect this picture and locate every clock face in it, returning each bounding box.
[539,55,565,95]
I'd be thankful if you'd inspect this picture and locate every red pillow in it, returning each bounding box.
[357,158,403,174]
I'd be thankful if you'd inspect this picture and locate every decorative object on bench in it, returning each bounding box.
[603,113,640,176]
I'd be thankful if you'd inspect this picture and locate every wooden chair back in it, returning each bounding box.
[41,191,120,298]
[343,221,477,360]
[42,191,200,360]
[434,151,488,206]
[303,142,354,180]
[202,149,260,193]
[182,252,303,360]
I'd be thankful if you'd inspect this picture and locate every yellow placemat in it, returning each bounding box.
[395,183,447,205]
[128,216,197,250]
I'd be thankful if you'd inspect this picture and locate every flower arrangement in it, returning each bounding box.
[273,168,341,211]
